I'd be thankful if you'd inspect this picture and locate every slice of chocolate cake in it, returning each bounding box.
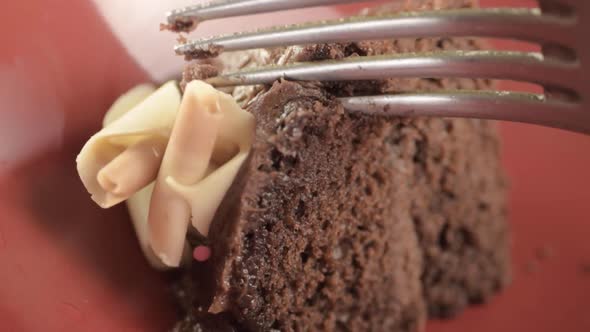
[173,1,509,331]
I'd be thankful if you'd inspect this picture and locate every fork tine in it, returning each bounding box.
[176,8,577,59]
[339,91,588,134]
[166,0,373,32]
[205,50,579,92]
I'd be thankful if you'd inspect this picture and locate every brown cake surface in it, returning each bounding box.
[173,0,509,331]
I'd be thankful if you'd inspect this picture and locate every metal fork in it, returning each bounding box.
[166,0,589,134]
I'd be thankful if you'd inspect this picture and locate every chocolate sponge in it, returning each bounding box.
[173,0,509,331]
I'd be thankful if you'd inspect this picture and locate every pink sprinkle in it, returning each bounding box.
[193,245,211,262]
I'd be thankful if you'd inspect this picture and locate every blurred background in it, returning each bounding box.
[0,0,589,331]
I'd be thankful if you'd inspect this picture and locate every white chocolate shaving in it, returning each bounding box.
[77,81,181,208]
[102,84,156,127]
[77,82,182,269]
[77,80,254,269]
[126,184,166,269]
[149,81,255,267]
[126,183,192,270]
[96,137,166,198]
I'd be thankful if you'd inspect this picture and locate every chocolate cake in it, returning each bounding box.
[172,0,510,331]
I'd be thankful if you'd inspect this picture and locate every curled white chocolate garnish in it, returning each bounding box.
[102,84,156,127]
[77,81,181,208]
[126,184,167,269]
[126,183,193,270]
[77,80,255,269]
[80,82,183,269]
[96,137,166,198]
[148,81,223,267]
[149,80,255,267]
[168,152,249,235]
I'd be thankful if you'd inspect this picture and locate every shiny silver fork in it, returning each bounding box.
[167,0,590,134]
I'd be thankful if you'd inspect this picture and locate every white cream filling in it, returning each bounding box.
[77,80,255,269]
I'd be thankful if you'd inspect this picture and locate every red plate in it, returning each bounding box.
[1,1,588,331]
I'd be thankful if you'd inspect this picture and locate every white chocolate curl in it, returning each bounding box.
[102,84,158,127]
[149,81,255,267]
[77,81,181,208]
[77,82,182,269]
[77,80,255,269]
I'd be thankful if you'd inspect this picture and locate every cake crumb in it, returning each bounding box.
[177,34,188,44]
[183,44,225,61]
[160,18,199,33]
